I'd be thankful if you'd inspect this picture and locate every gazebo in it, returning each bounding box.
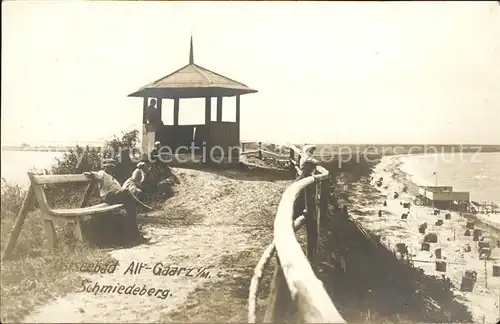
[128,37,257,164]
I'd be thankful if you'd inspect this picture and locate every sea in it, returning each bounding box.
[1,150,66,188]
[1,150,500,205]
[398,152,500,205]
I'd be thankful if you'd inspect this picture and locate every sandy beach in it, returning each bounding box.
[347,155,500,323]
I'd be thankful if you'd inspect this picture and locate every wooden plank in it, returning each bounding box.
[80,179,96,207]
[51,204,123,217]
[305,184,318,261]
[205,97,211,124]
[235,95,241,151]
[174,98,180,126]
[143,97,148,124]
[264,259,292,323]
[43,219,57,249]
[157,97,162,122]
[216,97,223,122]
[1,186,35,261]
[71,218,84,243]
[250,216,305,323]
[319,181,330,244]
[30,174,91,185]
[240,149,260,156]
[316,182,322,254]
[259,149,288,158]
[273,163,345,323]
[235,95,240,124]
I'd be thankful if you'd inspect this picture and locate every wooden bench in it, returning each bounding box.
[2,172,123,260]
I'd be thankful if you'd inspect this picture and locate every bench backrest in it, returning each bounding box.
[27,172,95,214]
[28,173,92,185]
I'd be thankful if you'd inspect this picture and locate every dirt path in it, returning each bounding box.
[23,168,290,323]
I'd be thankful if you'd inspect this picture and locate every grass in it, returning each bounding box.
[1,130,149,322]
[0,182,116,323]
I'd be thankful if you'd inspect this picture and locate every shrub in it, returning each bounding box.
[0,129,141,322]
[43,130,140,207]
[1,179,26,218]
[50,129,140,176]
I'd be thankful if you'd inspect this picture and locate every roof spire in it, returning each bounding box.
[189,35,194,64]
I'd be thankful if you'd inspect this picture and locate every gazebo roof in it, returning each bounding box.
[128,37,258,99]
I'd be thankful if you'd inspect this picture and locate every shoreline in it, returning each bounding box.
[379,155,500,230]
[359,155,500,323]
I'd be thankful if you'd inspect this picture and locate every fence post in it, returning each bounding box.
[316,182,322,255]
[258,142,262,159]
[317,180,329,253]
[320,180,329,219]
[264,259,291,323]
[305,184,318,262]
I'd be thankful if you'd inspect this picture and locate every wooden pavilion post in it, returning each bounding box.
[235,95,241,163]
[205,97,211,124]
[216,97,223,122]
[173,98,180,126]
[142,97,148,124]
[156,98,162,123]
[235,95,241,125]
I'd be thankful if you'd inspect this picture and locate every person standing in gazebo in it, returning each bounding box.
[146,99,163,129]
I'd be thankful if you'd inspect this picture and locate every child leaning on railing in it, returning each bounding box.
[293,145,320,219]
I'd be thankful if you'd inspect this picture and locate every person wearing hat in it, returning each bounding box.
[122,161,147,199]
[296,144,319,181]
[83,159,148,243]
[150,141,162,165]
[293,144,320,219]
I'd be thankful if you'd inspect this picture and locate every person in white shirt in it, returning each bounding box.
[293,144,320,219]
[122,162,147,199]
[296,144,319,181]
[83,159,148,243]
[150,141,162,165]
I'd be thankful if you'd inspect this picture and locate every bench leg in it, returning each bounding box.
[71,219,84,243]
[43,219,57,249]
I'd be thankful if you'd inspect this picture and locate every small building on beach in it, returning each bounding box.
[128,37,257,165]
[418,185,470,211]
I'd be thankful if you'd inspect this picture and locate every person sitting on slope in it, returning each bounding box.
[83,159,149,244]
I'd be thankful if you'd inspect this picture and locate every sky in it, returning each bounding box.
[2,1,500,146]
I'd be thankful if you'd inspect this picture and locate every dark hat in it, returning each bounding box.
[102,158,117,167]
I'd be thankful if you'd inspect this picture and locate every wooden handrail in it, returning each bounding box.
[248,215,306,323]
[273,177,344,322]
[250,143,345,323]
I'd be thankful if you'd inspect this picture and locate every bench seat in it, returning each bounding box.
[25,172,128,248]
[49,203,123,217]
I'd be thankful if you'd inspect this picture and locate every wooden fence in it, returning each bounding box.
[247,144,346,323]
[240,141,289,160]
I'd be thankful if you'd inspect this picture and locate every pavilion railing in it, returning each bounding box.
[248,144,346,323]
